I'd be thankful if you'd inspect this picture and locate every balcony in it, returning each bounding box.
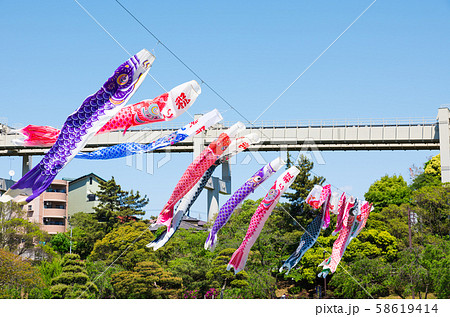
[42,224,66,234]
[43,191,67,202]
[43,208,66,218]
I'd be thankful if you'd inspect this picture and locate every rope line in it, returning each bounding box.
[72,0,377,299]
[252,0,377,124]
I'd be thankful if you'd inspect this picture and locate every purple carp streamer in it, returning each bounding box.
[0,49,154,203]
[227,166,300,274]
[147,133,260,250]
[74,109,223,160]
[204,157,285,251]
[12,80,201,147]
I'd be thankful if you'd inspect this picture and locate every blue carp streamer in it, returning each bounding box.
[75,109,222,160]
[279,212,324,274]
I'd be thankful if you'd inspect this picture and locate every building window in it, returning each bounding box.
[28,205,32,211]
[87,194,96,202]
[43,217,65,226]
[89,177,93,185]
[44,202,65,209]
[46,187,66,193]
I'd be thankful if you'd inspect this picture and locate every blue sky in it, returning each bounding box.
[0,0,448,220]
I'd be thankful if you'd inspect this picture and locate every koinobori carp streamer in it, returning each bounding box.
[147,133,260,250]
[156,122,246,228]
[0,49,154,203]
[75,109,223,160]
[204,157,285,251]
[227,166,300,274]
[12,80,201,147]
[279,184,332,274]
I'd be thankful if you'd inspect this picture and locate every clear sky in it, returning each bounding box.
[0,0,448,220]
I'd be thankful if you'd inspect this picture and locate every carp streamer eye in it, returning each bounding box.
[117,73,129,85]
[253,176,262,182]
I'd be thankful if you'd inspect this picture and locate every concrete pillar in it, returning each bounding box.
[222,160,231,194]
[192,114,204,160]
[207,177,220,221]
[22,155,32,176]
[438,107,450,183]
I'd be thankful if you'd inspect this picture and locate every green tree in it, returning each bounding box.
[111,261,182,299]
[164,229,214,296]
[206,248,249,297]
[93,177,149,234]
[90,221,155,270]
[86,260,123,299]
[364,175,411,211]
[424,154,441,177]
[0,249,44,298]
[283,153,325,215]
[50,253,98,299]
[50,233,70,255]
[410,155,442,190]
[330,257,391,299]
[0,201,52,257]
[69,212,105,259]
[412,185,450,239]
[366,204,410,250]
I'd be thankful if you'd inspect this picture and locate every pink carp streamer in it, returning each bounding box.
[147,133,260,251]
[156,122,246,228]
[319,184,332,229]
[226,166,300,274]
[332,193,347,236]
[318,198,374,278]
[12,80,201,146]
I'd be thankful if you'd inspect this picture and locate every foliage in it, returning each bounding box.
[50,253,98,299]
[330,257,391,299]
[410,173,442,191]
[0,201,52,257]
[412,185,450,239]
[50,233,70,255]
[93,177,149,234]
[364,175,411,211]
[206,248,249,296]
[283,153,325,215]
[0,249,44,298]
[90,221,155,270]
[424,154,441,177]
[111,261,182,299]
[366,204,410,250]
[69,212,105,259]
[85,260,123,299]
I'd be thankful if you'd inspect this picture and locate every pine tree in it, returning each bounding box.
[111,261,182,299]
[50,253,98,299]
[93,177,149,233]
[283,153,325,215]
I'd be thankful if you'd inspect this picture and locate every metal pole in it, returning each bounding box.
[408,207,412,249]
[68,216,72,254]
[407,207,414,299]
[323,251,327,297]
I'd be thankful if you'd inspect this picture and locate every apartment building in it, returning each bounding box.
[24,179,69,234]
[2,172,106,235]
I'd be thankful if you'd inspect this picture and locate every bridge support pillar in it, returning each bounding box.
[438,107,450,183]
[192,114,204,160]
[207,177,220,222]
[22,155,32,176]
